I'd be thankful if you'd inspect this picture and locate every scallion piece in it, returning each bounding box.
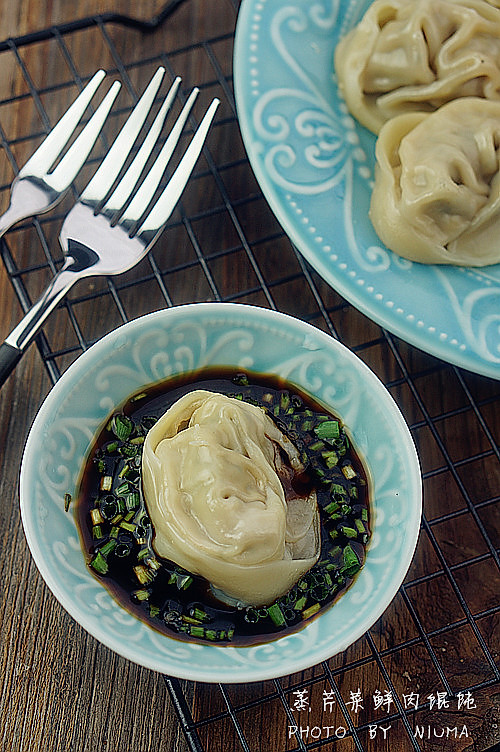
[309,440,325,452]
[341,545,361,577]
[132,588,150,601]
[90,551,108,575]
[323,451,339,468]
[355,519,365,534]
[314,420,340,440]
[189,625,206,639]
[64,493,72,512]
[302,603,320,620]
[100,475,113,492]
[294,595,307,611]
[134,565,154,585]
[341,526,358,539]
[99,539,117,557]
[90,508,104,526]
[267,603,286,627]
[115,482,130,497]
[126,492,140,511]
[119,520,136,533]
[324,501,340,516]
[190,606,211,623]
[342,464,357,480]
[110,414,133,441]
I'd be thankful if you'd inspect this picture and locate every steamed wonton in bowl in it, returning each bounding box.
[335,0,500,134]
[142,390,321,606]
[369,97,500,266]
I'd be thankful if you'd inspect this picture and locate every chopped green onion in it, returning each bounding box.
[119,520,136,533]
[267,603,286,627]
[314,420,340,440]
[110,414,133,441]
[355,519,366,534]
[182,615,203,625]
[126,492,140,511]
[323,451,339,468]
[132,588,150,602]
[280,392,290,411]
[90,508,104,526]
[342,464,357,480]
[90,551,108,575]
[120,443,138,458]
[341,545,361,576]
[118,464,130,478]
[99,539,117,557]
[190,606,211,623]
[302,603,321,620]
[134,565,154,585]
[189,625,206,639]
[294,595,307,611]
[341,526,358,539]
[100,475,113,492]
[131,392,148,402]
[309,440,325,452]
[324,501,340,516]
[64,493,72,512]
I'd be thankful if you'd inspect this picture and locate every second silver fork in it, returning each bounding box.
[0,68,219,387]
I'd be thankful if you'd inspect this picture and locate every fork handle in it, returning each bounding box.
[0,343,23,385]
[0,267,75,387]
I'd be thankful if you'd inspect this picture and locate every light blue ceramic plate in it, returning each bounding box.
[234,0,500,381]
[20,304,421,683]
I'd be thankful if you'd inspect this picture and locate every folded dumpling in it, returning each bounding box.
[334,0,500,133]
[369,97,500,266]
[142,390,320,606]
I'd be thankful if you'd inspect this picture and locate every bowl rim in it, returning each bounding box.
[20,302,422,682]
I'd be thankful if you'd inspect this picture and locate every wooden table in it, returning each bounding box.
[0,2,498,751]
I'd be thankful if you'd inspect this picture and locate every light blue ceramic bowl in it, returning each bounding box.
[20,303,421,683]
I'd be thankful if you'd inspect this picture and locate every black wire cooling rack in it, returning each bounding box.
[0,2,499,751]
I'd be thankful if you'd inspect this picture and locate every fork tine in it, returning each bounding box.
[118,86,199,223]
[80,67,166,205]
[45,81,121,193]
[138,98,219,236]
[102,77,182,215]
[18,70,106,179]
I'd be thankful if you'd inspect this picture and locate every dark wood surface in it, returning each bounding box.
[0,2,498,751]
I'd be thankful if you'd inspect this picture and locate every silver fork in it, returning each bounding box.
[0,70,121,237]
[0,68,219,386]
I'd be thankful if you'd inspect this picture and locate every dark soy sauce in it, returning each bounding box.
[76,368,371,646]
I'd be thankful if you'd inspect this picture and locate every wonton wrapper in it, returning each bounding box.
[334,0,500,133]
[142,390,320,606]
[369,98,500,266]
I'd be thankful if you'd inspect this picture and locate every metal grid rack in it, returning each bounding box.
[0,1,498,751]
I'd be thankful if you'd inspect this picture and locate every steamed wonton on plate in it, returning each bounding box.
[334,0,500,133]
[369,97,500,266]
[142,390,320,606]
